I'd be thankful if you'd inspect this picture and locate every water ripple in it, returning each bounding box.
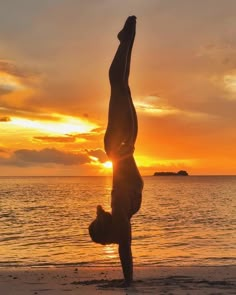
[0,176,235,267]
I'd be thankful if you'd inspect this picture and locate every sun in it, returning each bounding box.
[103,161,113,169]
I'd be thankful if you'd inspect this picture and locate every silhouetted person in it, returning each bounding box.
[89,16,143,286]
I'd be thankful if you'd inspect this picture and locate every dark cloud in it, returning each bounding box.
[34,136,75,143]
[0,148,90,167]
[71,127,105,141]
[90,127,105,133]
[0,59,38,79]
[0,116,11,122]
[86,149,108,163]
[0,88,12,96]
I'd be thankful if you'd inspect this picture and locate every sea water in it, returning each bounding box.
[0,176,235,267]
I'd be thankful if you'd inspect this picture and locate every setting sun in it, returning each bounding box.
[103,161,113,169]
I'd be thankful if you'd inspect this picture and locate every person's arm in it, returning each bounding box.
[118,222,133,285]
[112,208,133,285]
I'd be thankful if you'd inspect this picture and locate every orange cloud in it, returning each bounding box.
[33,136,76,143]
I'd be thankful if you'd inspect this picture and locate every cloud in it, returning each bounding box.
[0,148,110,168]
[135,100,178,116]
[0,106,85,123]
[72,127,104,139]
[34,136,76,143]
[0,88,11,96]
[0,148,90,167]
[0,59,39,80]
[90,127,105,134]
[0,72,24,95]
[0,116,11,122]
[135,95,224,120]
[0,60,41,112]
[86,149,108,163]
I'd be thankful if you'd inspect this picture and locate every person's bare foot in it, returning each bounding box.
[119,279,133,288]
[117,16,136,42]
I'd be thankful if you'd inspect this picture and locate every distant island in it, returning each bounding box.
[154,170,189,176]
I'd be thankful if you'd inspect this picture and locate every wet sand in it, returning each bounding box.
[0,266,235,294]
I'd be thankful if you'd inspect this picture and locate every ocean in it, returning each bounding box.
[0,176,235,268]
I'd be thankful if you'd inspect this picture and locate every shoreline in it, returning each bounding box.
[0,265,235,294]
[1,175,236,177]
[1,263,236,269]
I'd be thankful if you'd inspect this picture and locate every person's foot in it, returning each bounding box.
[117,16,136,42]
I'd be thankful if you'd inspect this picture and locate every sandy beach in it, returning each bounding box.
[0,266,235,294]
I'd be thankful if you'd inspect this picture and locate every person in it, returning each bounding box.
[89,15,143,286]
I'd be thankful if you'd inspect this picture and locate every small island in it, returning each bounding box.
[154,170,189,176]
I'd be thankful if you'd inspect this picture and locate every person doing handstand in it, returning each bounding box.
[89,16,143,286]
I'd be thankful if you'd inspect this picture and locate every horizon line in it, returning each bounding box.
[0,174,236,177]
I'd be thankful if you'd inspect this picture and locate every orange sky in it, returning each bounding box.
[0,0,236,176]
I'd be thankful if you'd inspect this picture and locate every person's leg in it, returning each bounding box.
[104,16,136,159]
[128,90,138,144]
[124,21,138,146]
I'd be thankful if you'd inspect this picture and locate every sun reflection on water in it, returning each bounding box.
[103,244,117,259]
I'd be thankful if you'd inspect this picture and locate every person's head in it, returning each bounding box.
[88,205,113,245]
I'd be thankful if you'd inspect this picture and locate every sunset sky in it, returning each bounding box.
[0,0,236,176]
